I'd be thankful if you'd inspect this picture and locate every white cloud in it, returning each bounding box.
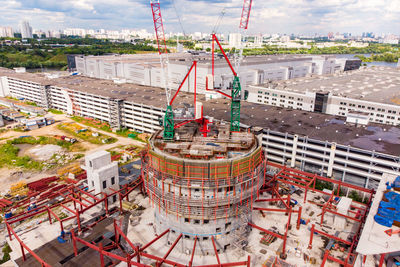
[0,0,398,35]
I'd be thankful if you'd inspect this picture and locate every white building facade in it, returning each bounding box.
[75,54,347,96]
[19,21,32,39]
[85,151,119,203]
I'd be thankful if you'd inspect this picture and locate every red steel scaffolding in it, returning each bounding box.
[249,161,375,265]
[4,158,376,267]
[5,175,250,267]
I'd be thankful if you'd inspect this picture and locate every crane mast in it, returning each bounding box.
[150,0,174,140]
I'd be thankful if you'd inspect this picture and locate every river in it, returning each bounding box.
[334,54,398,68]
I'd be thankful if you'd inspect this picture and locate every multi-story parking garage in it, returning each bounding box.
[0,67,399,190]
[247,66,400,126]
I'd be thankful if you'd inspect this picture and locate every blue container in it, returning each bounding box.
[374,214,393,227]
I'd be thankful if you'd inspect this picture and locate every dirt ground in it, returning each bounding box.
[0,167,58,193]
[0,113,146,194]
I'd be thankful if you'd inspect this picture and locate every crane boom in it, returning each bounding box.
[239,0,253,30]
[150,0,168,55]
[211,34,242,132]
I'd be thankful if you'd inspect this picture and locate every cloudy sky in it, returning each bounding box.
[1,0,399,35]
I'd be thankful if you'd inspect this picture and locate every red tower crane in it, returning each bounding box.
[150,0,201,140]
[239,0,253,30]
[150,0,168,55]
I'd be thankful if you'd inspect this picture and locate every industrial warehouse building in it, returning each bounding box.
[0,66,399,190]
[74,53,357,93]
[247,66,400,126]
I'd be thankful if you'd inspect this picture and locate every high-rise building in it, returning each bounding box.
[228,33,242,48]
[19,21,32,39]
[0,26,14,37]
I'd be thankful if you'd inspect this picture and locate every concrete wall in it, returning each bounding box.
[75,55,346,94]
[247,85,315,111]
[326,95,400,125]
[0,76,10,97]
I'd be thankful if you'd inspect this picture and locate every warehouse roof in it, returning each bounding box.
[259,66,400,106]
[204,97,400,156]
[76,53,314,69]
[1,67,399,156]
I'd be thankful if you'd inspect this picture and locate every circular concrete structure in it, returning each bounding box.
[141,122,265,255]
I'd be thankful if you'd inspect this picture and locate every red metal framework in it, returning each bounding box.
[249,161,375,264]
[4,157,378,267]
[5,174,250,267]
[239,0,253,30]
[150,0,168,55]
[207,33,236,99]
[170,60,203,129]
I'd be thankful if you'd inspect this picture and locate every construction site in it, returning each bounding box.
[2,144,398,267]
[0,0,399,267]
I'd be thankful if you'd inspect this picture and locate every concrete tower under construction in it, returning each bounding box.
[141,121,266,255]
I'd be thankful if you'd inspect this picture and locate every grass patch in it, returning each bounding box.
[71,115,145,142]
[57,123,117,145]
[25,101,37,106]
[71,116,112,132]
[0,243,11,264]
[73,153,85,160]
[0,136,85,170]
[48,108,63,114]
[13,127,27,132]
[10,136,74,150]
[0,143,43,170]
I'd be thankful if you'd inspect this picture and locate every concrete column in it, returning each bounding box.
[291,135,298,168]
[327,142,336,177]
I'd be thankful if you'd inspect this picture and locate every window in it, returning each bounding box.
[216,227,221,232]
[184,235,190,239]
[102,180,107,189]
[89,161,92,167]
[111,177,115,185]
[112,195,117,203]
[203,236,209,240]
[203,219,209,224]
[185,218,190,223]
[194,220,200,224]
[91,181,94,187]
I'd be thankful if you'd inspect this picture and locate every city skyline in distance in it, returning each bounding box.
[0,0,399,35]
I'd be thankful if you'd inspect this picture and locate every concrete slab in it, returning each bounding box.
[356,173,400,255]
